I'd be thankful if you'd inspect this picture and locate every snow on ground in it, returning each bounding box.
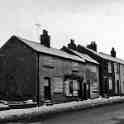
[0,96,124,122]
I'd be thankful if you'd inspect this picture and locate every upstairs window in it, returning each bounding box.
[108,62,112,73]
[114,63,117,73]
[53,77,63,93]
[117,63,120,73]
[104,63,108,72]
[114,63,120,73]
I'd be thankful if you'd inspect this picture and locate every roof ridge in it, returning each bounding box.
[99,52,122,60]
[99,52,111,56]
[69,48,99,64]
[16,36,40,44]
[99,52,124,64]
[16,35,65,52]
[10,35,85,63]
[78,45,124,64]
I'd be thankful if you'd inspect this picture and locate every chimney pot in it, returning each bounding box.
[111,47,116,57]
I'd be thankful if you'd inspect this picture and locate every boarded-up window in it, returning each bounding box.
[42,56,55,68]
[53,77,63,93]
[86,69,97,81]
[72,62,79,71]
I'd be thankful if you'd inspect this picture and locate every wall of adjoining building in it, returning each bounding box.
[0,37,37,101]
[120,64,124,94]
[85,63,99,98]
[114,63,120,95]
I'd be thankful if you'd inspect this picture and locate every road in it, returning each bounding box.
[5,103,124,124]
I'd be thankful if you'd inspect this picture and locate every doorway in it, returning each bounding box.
[78,80,83,99]
[104,78,109,95]
[44,77,51,100]
[117,80,120,95]
[83,83,87,100]
[83,80,91,100]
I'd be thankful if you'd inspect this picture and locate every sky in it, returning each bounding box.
[0,0,124,58]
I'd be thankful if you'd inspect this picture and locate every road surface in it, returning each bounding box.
[5,103,124,124]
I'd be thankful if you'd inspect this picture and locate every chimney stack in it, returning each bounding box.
[111,47,116,57]
[40,29,50,48]
[68,39,77,50]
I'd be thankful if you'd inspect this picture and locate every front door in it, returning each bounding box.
[44,77,51,100]
[78,80,83,99]
[117,80,120,95]
[104,78,109,96]
[83,83,87,100]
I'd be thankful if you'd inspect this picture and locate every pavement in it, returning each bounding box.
[0,96,124,122]
[36,102,124,124]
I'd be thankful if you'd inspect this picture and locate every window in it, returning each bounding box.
[72,62,79,71]
[72,80,79,96]
[114,63,120,73]
[108,62,112,73]
[64,80,79,96]
[42,56,55,68]
[114,63,117,73]
[117,63,120,73]
[53,77,63,93]
[104,63,108,72]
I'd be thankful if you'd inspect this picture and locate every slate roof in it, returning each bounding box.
[78,45,124,65]
[78,45,100,57]
[67,49,99,64]
[99,52,124,65]
[15,36,85,63]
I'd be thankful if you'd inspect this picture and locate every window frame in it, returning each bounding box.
[64,79,79,97]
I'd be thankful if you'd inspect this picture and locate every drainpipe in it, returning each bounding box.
[37,53,40,106]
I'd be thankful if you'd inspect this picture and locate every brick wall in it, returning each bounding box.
[0,37,37,101]
[120,64,124,94]
[38,54,85,103]
[85,63,99,98]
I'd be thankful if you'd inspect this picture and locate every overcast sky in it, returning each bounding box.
[0,0,124,58]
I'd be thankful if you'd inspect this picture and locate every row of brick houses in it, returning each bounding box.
[0,35,99,105]
[74,45,124,97]
[0,30,123,105]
